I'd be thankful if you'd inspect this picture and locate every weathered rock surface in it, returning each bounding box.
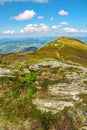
[0,59,87,130]
[0,68,13,77]
[31,60,87,129]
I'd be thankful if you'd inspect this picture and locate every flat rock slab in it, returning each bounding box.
[0,68,13,77]
[32,60,87,113]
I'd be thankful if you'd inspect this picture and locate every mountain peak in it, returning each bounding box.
[58,36,68,39]
[37,36,87,65]
[57,36,85,44]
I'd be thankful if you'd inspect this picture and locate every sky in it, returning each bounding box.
[0,0,87,37]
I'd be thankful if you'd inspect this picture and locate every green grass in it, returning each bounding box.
[0,69,80,130]
[1,36,87,66]
[0,70,63,129]
[0,36,87,129]
[37,36,87,65]
[0,71,38,122]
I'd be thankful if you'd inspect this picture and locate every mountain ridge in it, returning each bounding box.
[36,36,87,65]
[0,36,87,66]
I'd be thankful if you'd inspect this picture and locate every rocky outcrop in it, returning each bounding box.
[29,60,87,72]
[31,60,87,129]
[0,68,13,77]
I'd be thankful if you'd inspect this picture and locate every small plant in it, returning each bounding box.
[0,71,38,123]
[84,80,87,85]
[40,78,49,90]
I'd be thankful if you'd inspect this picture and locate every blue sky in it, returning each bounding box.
[0,0,87,37]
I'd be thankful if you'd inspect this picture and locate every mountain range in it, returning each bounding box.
[0,36,87,54]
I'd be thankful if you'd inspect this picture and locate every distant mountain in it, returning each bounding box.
[37,36,87,65]
[22,46,37,52]
[0,37,56,54]
[0,36,87,65]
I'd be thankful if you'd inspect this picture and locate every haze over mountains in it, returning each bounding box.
[0,36,87,54]
[0,37,56,54]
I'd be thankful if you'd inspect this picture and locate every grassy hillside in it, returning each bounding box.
[37,36,87,65]
[0,36,87,67]
[0,36,87,129]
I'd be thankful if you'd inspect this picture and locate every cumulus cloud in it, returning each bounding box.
[0,0,48,4]
[60,22,68,25]
[80,29,87,33]
[20,23,49,33]
[50,17,54,21]
[58,10,69,16]
[13,10,36,21]
[37,16,44,19]
[63,28,87,34]
[51,25,58,29]
[2,30,15,34]
[63,28,78,33]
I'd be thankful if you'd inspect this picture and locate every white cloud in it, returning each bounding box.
[20,23,49,33]
[0,0,48,4]
[63,28,78,33]
[80,29,87,33]
[50,17,54,21]
[51,25,58,29]
[60,22,68,25]
[32,0,48,3]
[58,10,69,16]
[37,16,44,19]
[13,10,36,21]
[2,30,15,34]
[63,27,87,34]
